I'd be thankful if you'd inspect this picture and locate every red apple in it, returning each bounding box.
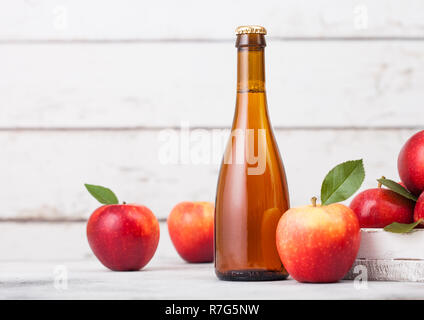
[398,130,424,196]
[414,192,424,222]
[350,187,415,228]
[276,200,360,283]
[167,202,214,263]
[87,204,160,271]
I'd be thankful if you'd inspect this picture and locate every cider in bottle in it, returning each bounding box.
[214,25,290,281]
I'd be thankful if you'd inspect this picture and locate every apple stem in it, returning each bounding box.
[311,197,317,207]
[123,201,126,205]
[378,176,386,188]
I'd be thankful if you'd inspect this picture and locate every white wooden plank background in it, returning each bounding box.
[0,129,415,220]
[1,0,424,40]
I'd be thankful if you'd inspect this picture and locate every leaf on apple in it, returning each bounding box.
[376,178,418,202]
[384,219,423,234]
[321,159,365,206]
[85,184,119,205]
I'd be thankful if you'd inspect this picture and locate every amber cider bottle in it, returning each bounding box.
[214,26,290,281]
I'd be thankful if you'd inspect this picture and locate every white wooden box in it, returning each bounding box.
[344,229,424,282]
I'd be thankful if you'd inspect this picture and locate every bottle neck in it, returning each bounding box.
[236,34,266,93]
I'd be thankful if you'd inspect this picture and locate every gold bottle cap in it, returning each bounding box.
[235,25,267,35]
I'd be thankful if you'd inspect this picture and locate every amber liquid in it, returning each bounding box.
[214,34,290,281]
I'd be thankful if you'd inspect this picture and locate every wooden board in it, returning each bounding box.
[1,42,424,129]
[1,0,424,40]
[344,229,424,282]
[345,259,424,282]
[0,129,415,220]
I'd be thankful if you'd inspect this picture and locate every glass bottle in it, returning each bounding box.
[214,25,290,281]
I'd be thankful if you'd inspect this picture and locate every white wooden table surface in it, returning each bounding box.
[1,222,423,300]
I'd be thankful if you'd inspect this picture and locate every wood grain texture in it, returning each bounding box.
[1,42,424,129]
[1,0,424,40]
[1,222,424,299]
[345,259,424,282]
[358,228,424,260]
[0,129,416,220]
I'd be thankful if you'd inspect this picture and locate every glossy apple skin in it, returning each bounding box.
[276,203,360,283]
[167,202,214,263]
[87,204,160,271]
[350,188,414,228]
[414,192,424,222]
[398,130,424,196]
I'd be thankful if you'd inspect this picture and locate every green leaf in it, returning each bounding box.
[377,178,418,202]
[384,219,423,234]
[84,184,119,205]
[321,159,365,205]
